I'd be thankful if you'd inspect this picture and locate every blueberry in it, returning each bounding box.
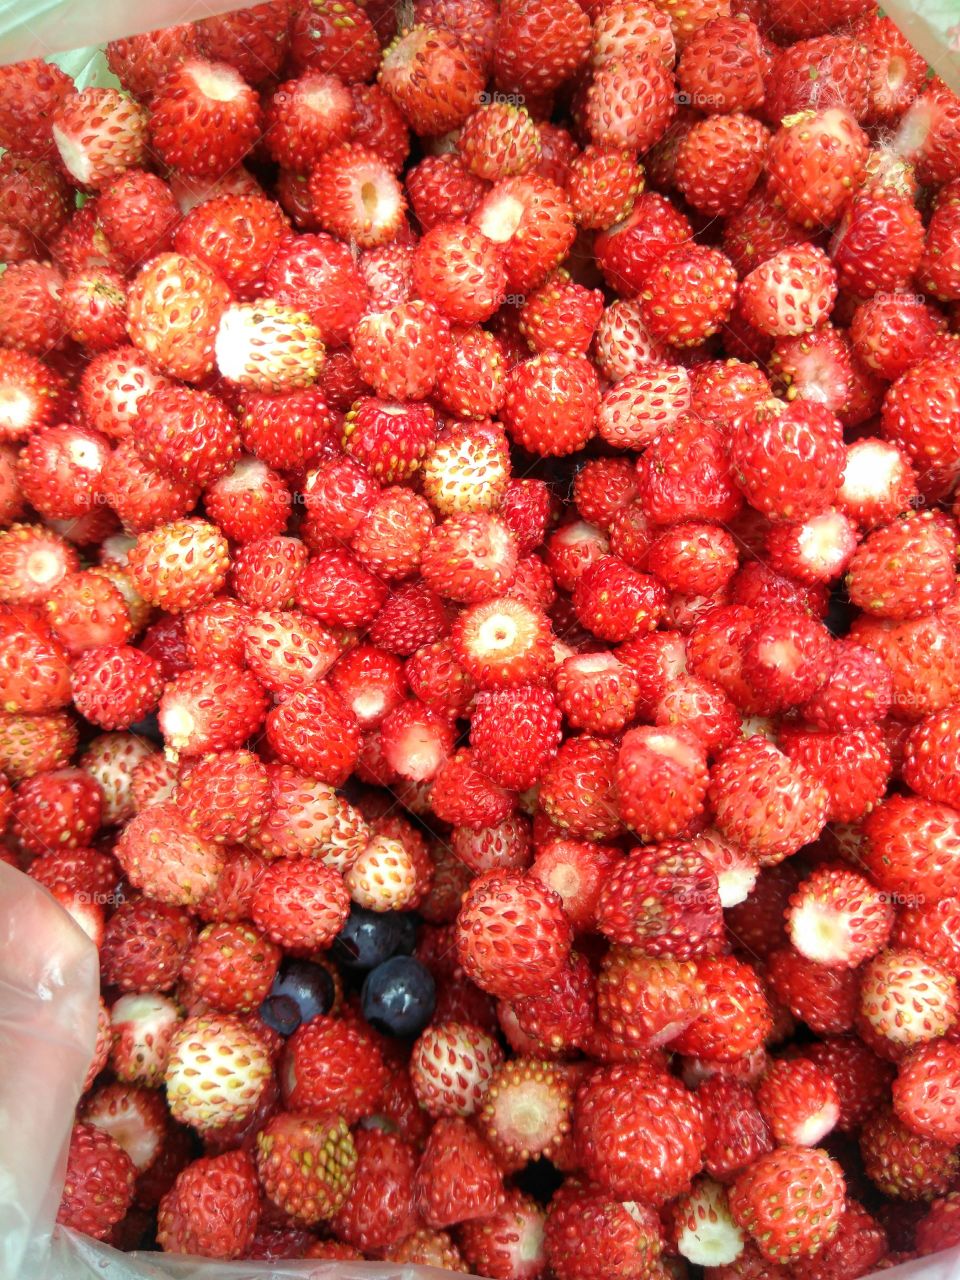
[258,959,335,1035]
[361,956,436,1037]
[258,993,302,1036]
[394,912,418,956]
[332,906,403,970]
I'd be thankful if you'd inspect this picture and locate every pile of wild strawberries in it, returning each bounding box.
[2,0,960,1274]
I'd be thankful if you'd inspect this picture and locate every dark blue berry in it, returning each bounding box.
[394,912,418,956]
[361,956,436,1037]
[258,993,302,1036]
[332,906,403,970]
[258,959,335,1035]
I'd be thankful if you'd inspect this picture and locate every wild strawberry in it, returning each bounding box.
[177,750,270,845]
[591,0,674,68]
[479,1057,575,1165]
[545,1181,662,1280]
[755,1058,840,1148]
[881,358,960,497]
[576,1063,705,1203]
[596,948,703,1051]
[858,948,958,1058]
[847,511,957,621]
[127,519,229,614]
[471,175,576,293]
[411,1020,504,1117]
[149,59,261,178]
[288,0,379,78]
[163,1010,271,1132]
[280,1013,387,1121]
[675,15,766,110]
[57,1122,135,1241]
[44,570,131,654]
[127,252,232,384]
[836,437,919,530]
[738,244,838,340]
[597,840,721,956]
[640,244,737,347]
[52,88,147,190]
[251,767,367,870]
[538,735,623,842]
[406,153,488,231]
[730,399,844,522]
[369,579,450,654]
[263,72,353,171]
[785,865,893,970]
[729,1146,845,1263]
[451,812,531,876]
[329,1129,418,1252]
[309,144,407,254]
[265,681,360,785]
[467,684,561,791]
[416,1115,504,1229]
[0,710,76,782]
[0,259,64,355]
[674,954,773,1062]
[157,1150,259,1260]
[554,651,639,735]
[456,870,572,1000]
[70,644,163,731]
[378,25,484,136]
[891,1040,960,1146]
[352,300,451,401]
[0,348,67,445]
[573,555,667,644]
[709,737,828,864]
[351,486,433,581]
[156,664,266,760]
[249,855,350,957]
[586,52,676,154]
[174,193,287,301]
[230,536,307,612]
[767,108,868,230]
[916,1191,960,1255]
[256,1112,356,1224]
[860,1106,959,1201]
[413,222,508,327]
[831,192,924,296]
[452,596,553,689]
[674,114,770,218]
[0,57,73,158]
[14,422,106,522]
[266,234,369,347]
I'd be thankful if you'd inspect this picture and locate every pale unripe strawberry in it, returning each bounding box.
[164,1013,272,1131]
[215,301,325,391]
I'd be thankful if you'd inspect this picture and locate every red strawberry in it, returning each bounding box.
[767,107,868,230]
[545,1181,663,1280]
[416,1115,504,1228]
[411,1020,504,1117]
[471,175,575,293]
[456,870,573,1000]
[330,1128,418,1251]
[586,52,676,154]
[0,58,74,158]
[279,1013,386,1124]
[127,252,232,384]
[860,1107,958,1201]
[494,0,590,95]
[675,955,772,1062]
[576,1063,705,1203]
[57,1122,135,1240]
[53,88,147,190]
[256,1112,357,1224]
[150,59,261,178]
[157,1150,259,1258]
[729,1147,845,1263]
